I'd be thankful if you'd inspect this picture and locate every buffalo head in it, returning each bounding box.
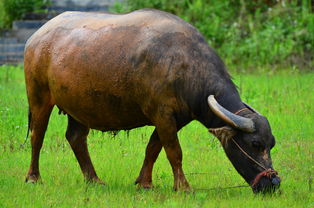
[207,95,280,193]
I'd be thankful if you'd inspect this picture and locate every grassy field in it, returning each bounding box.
[0,65,313,207]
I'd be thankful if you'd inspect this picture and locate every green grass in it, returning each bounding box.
[0,65,313,207]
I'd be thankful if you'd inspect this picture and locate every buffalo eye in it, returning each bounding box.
[252,141,264,150]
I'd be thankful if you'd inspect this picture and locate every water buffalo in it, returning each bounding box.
[24,9,280,193]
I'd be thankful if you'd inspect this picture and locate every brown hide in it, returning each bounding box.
[24,9,206,189]
[24,10,199,131]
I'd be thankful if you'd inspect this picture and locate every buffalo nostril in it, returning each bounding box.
[271,177,280,186]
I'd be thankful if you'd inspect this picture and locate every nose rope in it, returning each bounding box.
[234,107,250,115]
[232,108,278,171]
[231,138,279,188]
[231,138,267,170]
[251,168,278,188]
[214,108,279,189]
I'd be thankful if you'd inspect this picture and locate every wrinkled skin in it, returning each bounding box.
[24,9,280,193]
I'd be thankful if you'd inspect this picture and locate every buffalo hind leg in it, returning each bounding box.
[65,115,104,185]
[26,104,53,183]
[135,129,162,188]
[156,117,190,191]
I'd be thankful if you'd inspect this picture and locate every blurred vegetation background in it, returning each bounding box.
[0,0,313,70]
[112,0,314,71]
[0,0,49,28]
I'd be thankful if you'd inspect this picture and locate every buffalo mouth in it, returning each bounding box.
[251,169,281,194]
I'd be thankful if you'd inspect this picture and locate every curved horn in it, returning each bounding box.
[207,95,255,133]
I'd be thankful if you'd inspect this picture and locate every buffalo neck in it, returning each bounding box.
[193,72,246,129]
[173,40,246,129]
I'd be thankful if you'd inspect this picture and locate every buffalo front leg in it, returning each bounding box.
[156,118,190,191]
[135,129,162,189]
[66,115,104,185]
[26,104,53,183]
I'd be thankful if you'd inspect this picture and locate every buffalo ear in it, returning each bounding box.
[209,126,236,146]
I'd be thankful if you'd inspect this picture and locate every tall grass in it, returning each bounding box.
[0,65,313,207]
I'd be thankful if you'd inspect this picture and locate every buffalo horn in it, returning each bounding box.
[207,95,255,133]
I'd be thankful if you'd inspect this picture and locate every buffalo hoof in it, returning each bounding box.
[136,182,153,189]
[134,178,153,189]
[25,174,41,184]
[174,181,191,192]
[86,177,106,185]
[174,186,192,192]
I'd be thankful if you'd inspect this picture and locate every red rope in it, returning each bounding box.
[234,108,250,115]
[251,169,278,188]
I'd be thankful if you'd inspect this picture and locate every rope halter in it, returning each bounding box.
[231,138,279,188]
[219,107,279,189]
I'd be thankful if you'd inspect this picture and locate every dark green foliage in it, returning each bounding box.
[111,0,314,70]
[0,0,49,28]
